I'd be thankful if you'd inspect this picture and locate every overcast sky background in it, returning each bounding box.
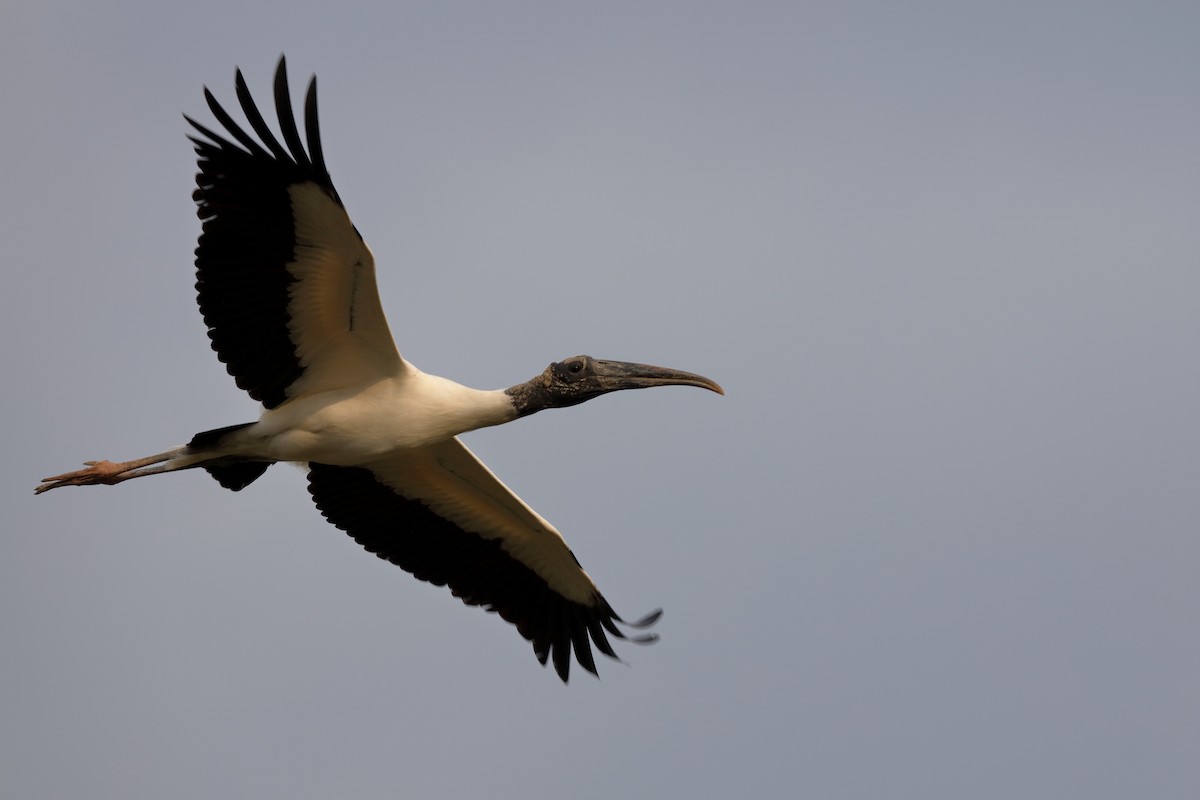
[3,2,1198,798]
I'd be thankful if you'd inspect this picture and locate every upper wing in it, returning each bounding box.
[306,438,661,682]
[186,56,405,409]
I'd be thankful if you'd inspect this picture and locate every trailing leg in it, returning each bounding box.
[36,448,190,494]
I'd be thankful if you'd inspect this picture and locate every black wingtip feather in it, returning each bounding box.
[550,622,571,682]
[567,610,598,677]
[304,77,333,189]
[235,69,291,162]
[586,616,619,660]
[202,86,265,158]
[272,58,312,172]
[627,608,664,628]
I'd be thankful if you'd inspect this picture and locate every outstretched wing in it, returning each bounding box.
[306,438,661,682]
[186,56,405,409]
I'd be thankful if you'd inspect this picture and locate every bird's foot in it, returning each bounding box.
[37,460,135,494]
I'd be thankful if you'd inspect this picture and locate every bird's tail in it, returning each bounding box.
[188,423,274,492]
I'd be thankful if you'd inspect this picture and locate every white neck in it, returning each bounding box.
[400,370,519,442]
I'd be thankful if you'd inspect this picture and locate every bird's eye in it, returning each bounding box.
[554,356,589,381]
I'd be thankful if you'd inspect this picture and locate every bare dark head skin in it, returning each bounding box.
[506,355,723,417]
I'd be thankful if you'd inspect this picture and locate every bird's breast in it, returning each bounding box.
[254,374,515,465]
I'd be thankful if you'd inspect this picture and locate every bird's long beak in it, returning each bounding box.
[590,360,725,395]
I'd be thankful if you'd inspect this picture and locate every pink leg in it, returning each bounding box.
[35,449,185,494]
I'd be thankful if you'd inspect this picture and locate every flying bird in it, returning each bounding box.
[37,57,722,682]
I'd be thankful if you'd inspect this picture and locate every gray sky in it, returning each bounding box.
[3,2,1198,798]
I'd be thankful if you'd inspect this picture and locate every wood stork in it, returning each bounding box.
[36,57,722,682]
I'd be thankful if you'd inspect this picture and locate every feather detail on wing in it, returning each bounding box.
[306,438,661,681]
[186,56,404,408]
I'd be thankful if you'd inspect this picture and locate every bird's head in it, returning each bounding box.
[507,355,723,417]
